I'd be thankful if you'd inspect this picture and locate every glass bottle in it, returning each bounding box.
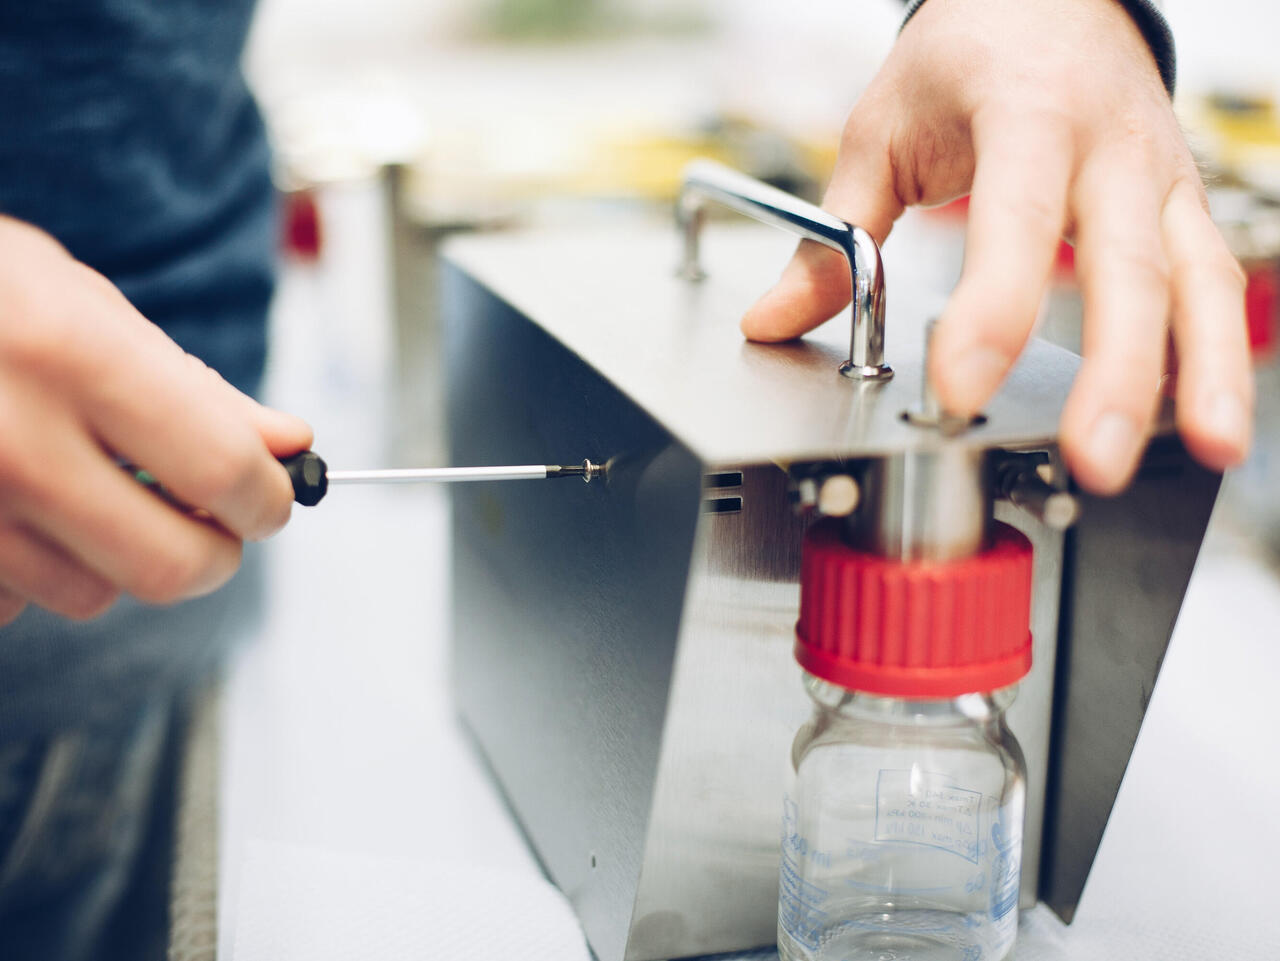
[778,676,1026,961]
[782,518,1035,961]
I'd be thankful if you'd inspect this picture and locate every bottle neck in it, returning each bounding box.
[801,671,1017,727]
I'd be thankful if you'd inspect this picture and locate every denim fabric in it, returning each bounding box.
[0,0,274,396]
[0,699,180,961]
[0,2,273,950]
[0,547,265,959]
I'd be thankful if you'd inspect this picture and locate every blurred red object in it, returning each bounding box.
[1244,261,1279,361]
[924,195,1076,280]
[282,189,323,261]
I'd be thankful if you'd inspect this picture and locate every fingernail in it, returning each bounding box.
[1203,391,1248,451]
[1087,411,1142,482]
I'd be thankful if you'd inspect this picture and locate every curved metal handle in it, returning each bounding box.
[676,159,893,381]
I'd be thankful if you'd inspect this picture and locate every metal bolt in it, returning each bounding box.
[817,475,861,518]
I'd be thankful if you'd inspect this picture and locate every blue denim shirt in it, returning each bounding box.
[0,7,274,951]
[0,0,274,737]
[0,0,274,398]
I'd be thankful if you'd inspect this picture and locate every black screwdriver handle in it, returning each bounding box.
[281,450,328,507]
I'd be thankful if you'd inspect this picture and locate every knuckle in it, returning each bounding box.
[1111,246,1170,292]
[1220,252,1248,291]
[1172,164,1209,203]
[0,593,26,627]
[254,489,293,541]
[3,310,72,373]
[1000,185,1062,243]
[1117,122,1160,162]
[1182,250,1248,296]
[60,582,120,621]
[189,434,263,509]
[133,541,219,605]
[133,554,197,605]
[0,438,49,506]
[1106,103,1182,162]
[842,84,895,139]
[0,443,24,493]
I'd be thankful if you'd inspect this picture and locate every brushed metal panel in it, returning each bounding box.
[1040,437,1220,922]
[445,264,703,961]
[628,465,812,960]
[442,224,1083,465]
[994,499,1064,911]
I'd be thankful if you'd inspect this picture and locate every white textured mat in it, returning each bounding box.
[233,841,591,961]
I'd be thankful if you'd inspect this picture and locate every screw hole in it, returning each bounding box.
[590,853,598,869]
[900,409,988,431]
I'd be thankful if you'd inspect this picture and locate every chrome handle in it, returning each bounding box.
[676,159,893,382]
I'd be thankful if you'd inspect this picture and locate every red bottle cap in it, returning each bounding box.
[796,520,1033,698]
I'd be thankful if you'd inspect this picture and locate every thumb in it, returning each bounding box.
[247,401,314,459]
[741,117,902,343]
[184,353,315,457]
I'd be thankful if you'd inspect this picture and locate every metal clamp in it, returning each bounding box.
[675,159,893,382]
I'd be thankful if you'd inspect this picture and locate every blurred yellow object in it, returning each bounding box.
[1188,93,1280,193]
[584,133,733,198]
[396,115,841,229]
[581,120,838,201]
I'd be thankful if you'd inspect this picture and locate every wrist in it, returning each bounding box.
[900,0,1176,96]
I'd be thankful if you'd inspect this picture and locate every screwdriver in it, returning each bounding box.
[279,451,604,507]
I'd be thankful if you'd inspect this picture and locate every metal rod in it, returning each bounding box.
[325,460,602,486]
[327,465,551,484]
[996,456,1081,531]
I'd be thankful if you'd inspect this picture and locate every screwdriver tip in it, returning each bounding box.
[548,459,604,483]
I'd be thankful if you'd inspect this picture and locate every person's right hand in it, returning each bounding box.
[0,216,312,626]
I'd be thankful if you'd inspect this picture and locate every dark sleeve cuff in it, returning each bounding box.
[900,0,1177,97]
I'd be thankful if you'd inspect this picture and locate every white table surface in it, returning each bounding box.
[219,182,1280,960]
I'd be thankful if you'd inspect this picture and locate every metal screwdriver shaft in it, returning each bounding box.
[330,465,556,484]
[281,451,601,507]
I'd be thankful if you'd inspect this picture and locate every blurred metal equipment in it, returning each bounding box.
[443,162,1220,960]
[1209,185,1280,558]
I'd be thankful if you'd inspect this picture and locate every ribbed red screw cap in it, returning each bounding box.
[796,520,1034,698]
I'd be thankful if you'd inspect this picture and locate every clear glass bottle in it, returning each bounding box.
[778,674,1026,961]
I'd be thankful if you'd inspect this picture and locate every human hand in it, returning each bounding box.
[0,216,312,625]
[743,0,1252,494]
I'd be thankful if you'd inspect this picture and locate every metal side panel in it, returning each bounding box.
[1040,436,1222,921]
[628,465,812,960]
[443,263,704,961]
[993,500,1065,911]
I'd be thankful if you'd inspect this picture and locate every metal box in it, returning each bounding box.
[443,197,1218,960]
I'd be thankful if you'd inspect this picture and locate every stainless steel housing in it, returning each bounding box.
[443,171,1218,959]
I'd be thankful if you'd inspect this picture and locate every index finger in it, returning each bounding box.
[79,319,297,541]
[930,108,1073,416]
[1161,178,1253,468]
